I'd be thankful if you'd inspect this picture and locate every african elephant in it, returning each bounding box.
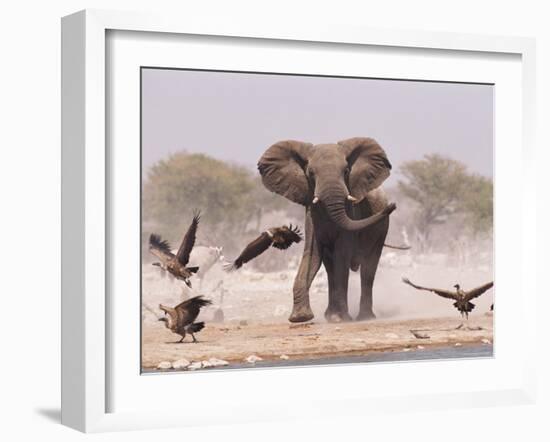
[258,137,396,323]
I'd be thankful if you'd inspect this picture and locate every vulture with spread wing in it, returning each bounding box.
[224,224,303,271]
[402,277,494,319]
[158,295,212,343]
[149,211,201,287]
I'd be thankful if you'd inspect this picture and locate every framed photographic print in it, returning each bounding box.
[61,9,537,432]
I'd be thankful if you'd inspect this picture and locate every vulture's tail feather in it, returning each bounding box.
[187,322,205,333]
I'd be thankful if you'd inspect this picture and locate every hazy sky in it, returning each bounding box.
[142,68,493,186]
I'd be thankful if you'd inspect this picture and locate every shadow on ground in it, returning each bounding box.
[35,407,61,423]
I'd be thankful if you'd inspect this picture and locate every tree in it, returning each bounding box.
[398,154,468,242]
[143,152,256,248]
[142,152,296,257]
[398,154,493,248]
[462,174,493,234]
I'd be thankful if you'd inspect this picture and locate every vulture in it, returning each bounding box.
[224,224,303,271]
[149,211,201,287]
[158,295,212,343]
[402,277,494,319]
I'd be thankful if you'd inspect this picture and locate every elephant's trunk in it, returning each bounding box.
[318,182,390,232]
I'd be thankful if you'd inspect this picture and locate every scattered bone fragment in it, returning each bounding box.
[245,355,263,364]
[187,361,203,370]
[410,330,430,339]
[208,358,229,367]
[172,359,190,369]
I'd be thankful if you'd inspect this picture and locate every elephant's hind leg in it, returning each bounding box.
[289,210,321,323]
[357,233,386,321]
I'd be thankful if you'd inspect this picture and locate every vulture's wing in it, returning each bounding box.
[159,303,175,315]
[272,224,303,250]
[224,232,273,271]
[176,211,200,266]
[175,296,212,326]
[158,304,177,326]
[402,277,458,300]
[175,295,212,311]
[149,234,175,264]
[465,281,494,301]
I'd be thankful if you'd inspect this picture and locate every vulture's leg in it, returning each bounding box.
[177,330,187,343]
[191,333,197,343]
[289,208,321,323]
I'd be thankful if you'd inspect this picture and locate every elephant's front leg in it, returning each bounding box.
[324,237,353,323]
[289,209,322,323]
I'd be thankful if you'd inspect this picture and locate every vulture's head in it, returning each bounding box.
[158,315,171,329]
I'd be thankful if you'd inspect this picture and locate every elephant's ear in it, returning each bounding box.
[339,137,392,201]
[257,140,313,206]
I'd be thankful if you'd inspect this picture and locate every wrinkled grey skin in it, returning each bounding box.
[258,138,396,323]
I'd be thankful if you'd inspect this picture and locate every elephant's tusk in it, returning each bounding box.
[347,195,358,203]
[312,196,319,204]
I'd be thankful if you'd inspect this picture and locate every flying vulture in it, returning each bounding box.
[158,295,212,343]
[402,277,494,319]
[224,224,303,271]
[149,211,201,287]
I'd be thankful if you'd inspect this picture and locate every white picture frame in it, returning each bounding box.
[61,9,537,433]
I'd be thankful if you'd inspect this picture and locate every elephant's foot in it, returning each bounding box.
[324,308,353,323]
[356,309,377,321]
[289,305,314,323]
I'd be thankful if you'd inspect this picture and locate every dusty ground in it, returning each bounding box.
[141,249,494,371]
[142,313,493,370]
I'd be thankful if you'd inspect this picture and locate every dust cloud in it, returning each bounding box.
[142,224,494,326]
